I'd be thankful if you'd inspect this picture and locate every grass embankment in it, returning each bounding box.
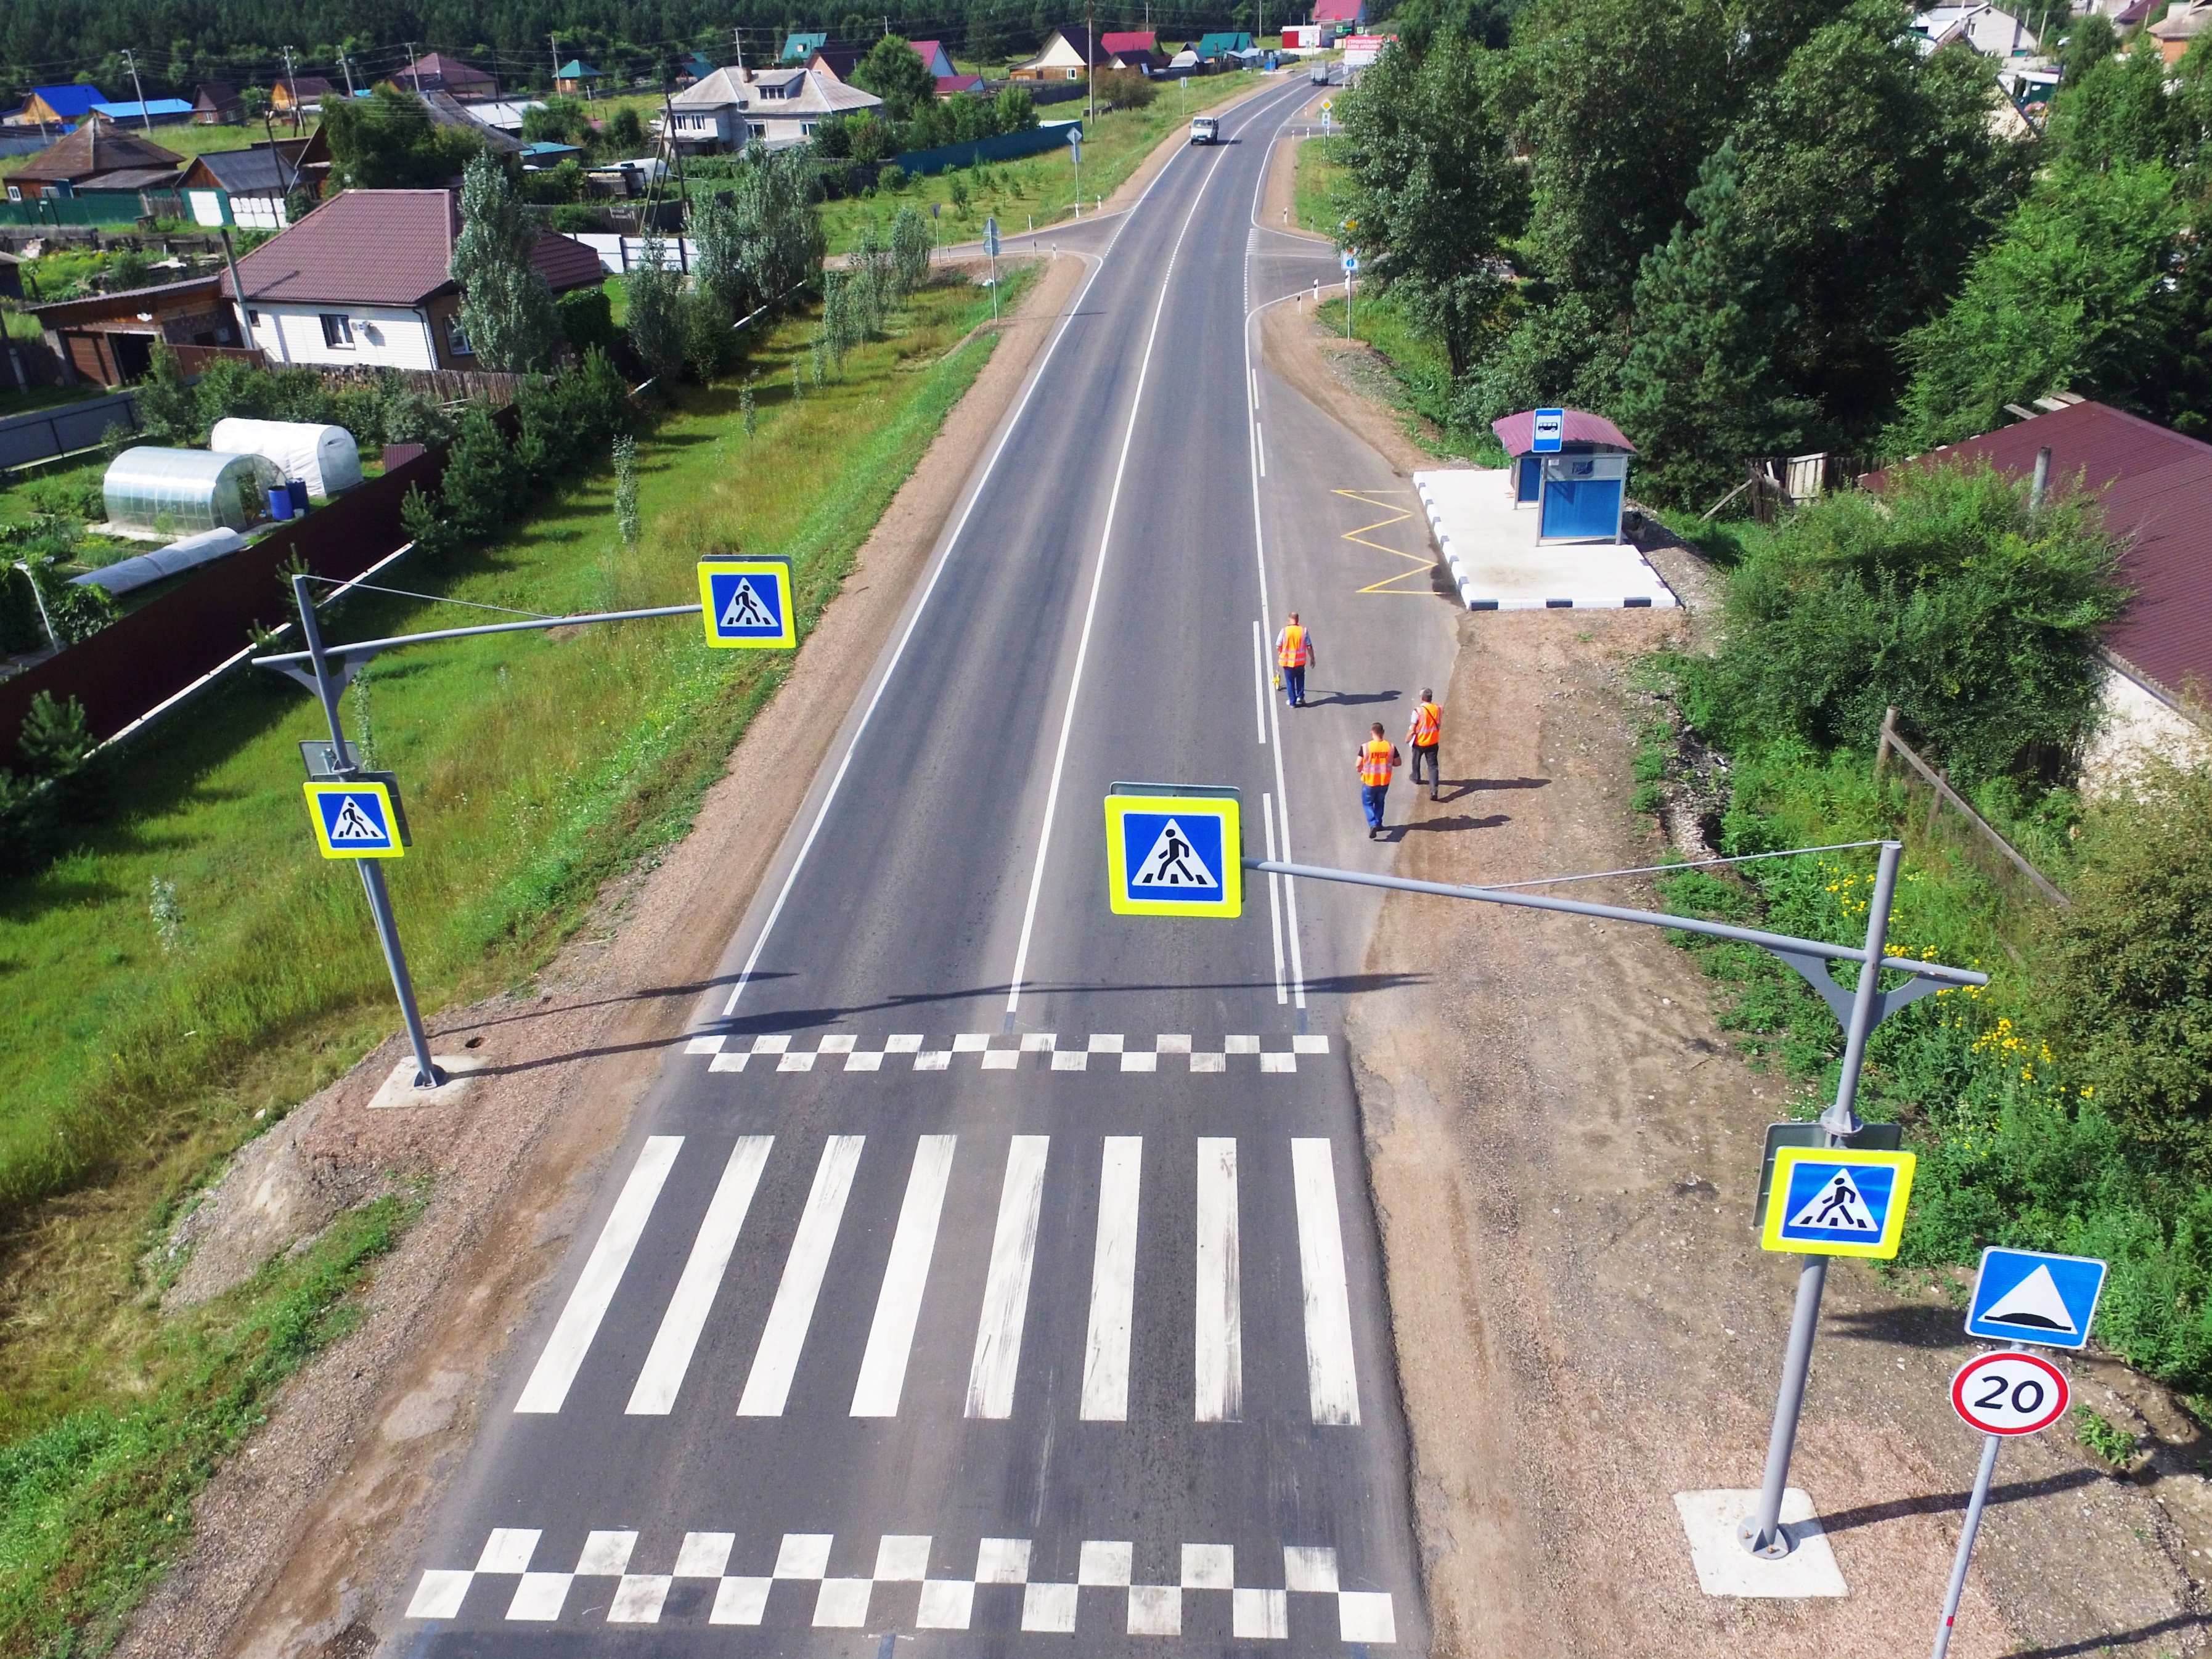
[0,116,296,179]
[1292,130,1345,237]
[1640,512,2212,1404]
[818,70,1259,256]
[0,266,1029,1654]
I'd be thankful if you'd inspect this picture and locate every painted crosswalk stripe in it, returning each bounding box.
[1079,1136,1143,1421]
[851,1135,958,1416]
[966,1135,1050,1419]
[1195,1137,1243,1422]
[1291,1138,1361,1425]
[737,1136,865,1416]
[515,1136,683,1414]
[626,1136,774,1414]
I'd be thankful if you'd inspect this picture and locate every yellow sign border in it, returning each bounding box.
[1761,1146,1916,1258]
[1104,795,1242,918]
[303,780,404,860]
[698,558,796,650]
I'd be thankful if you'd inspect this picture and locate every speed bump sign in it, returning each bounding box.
[1760,1146,1916,1259]
[699,556,796,649]
[1104,785,1241,918]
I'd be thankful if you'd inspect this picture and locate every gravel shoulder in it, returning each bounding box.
[110,250,1090,1659]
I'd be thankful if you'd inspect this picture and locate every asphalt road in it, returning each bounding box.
[398,75,1462,1657]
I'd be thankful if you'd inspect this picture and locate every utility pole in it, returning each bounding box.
[1087,0,1096,128]
[121,48,153,132]
[338,51,357,96]
[281,46,301,132]
[406,41,423,94]
[552,32,561,89]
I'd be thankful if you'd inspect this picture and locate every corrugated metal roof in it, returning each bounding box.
[233,189,604,308]
[1868,401,2212,705]
[1490,409,1637,455]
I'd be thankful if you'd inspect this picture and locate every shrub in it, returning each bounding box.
[1095,68,1156,110]
[624,240,688,385]
[891,206,932,291]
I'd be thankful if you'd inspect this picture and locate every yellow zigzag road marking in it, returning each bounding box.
[1334,489,1431,595]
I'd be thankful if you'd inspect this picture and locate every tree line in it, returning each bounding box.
[1331,0,2212,505]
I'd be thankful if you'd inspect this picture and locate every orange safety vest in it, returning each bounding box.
[1359,738,1396,786]
[1276,624,1310,667]
[1410,701,1441,745]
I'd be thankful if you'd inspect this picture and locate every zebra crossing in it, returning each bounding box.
[514,1132,1363,1427]
[405,1527,1397,1642]
[685,1032,1333,1074]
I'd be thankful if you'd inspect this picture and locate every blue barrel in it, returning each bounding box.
[287,478,309,515]
[266,486,293,521]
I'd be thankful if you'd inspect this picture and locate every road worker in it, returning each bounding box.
[1275,611,1316,707]
[1356,721,1400,839]
[1406,688,1442,800]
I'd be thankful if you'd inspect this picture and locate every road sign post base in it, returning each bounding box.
[368,1052,488,1111]
[1675,1490,1847,1597]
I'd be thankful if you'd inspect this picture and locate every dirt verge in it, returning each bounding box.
[111,250,1090,1659]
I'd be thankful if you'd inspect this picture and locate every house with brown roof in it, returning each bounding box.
[191,83,245,124]
[2,122,181,200]
[1013,26,1103,80]
[28,274,242,385]
[389,52,499,99]
[230,189,603,370]
[1871,399,2212,786]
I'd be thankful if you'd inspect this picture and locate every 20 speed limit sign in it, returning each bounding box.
[1951,1350,2069,1435]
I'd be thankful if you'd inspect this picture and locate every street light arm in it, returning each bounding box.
[251,603,706,675]
[1244,857,1988,988]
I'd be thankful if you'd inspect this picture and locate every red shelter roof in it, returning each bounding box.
[1490,409,1636,456]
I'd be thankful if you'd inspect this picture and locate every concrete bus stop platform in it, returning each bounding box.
[1414,468,1680,611]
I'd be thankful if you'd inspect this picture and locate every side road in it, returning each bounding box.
[113,251,1088,1659]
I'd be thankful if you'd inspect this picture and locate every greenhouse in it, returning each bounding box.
[208,420,364,499]
[102,448,282,537]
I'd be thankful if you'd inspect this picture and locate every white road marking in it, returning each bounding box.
[1195,1137,1243,1422]
[514,1136,682,1414]
[851,1135,958,1416]
[1291,1138,1362,1425]
[1002,139,1243,1019]
[627,1135,773,1414]
[966,1135,1050,1417]
[1263,792,1286,1004]
[1079,1136,1143,1421]
[1251,619,1270,746]
[1257,421,1267,477]
[737,1136,865,1416]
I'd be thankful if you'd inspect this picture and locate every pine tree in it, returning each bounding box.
[451,152,560,372]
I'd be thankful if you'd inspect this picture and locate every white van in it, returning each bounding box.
[1190,115,1220,145]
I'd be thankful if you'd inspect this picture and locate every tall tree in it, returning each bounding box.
[323,84,482,188]
[1335,35,1527,375]
[451,151,561,372]
[852,34,937,123]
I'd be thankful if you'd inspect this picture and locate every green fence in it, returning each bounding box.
[0,196,149,227]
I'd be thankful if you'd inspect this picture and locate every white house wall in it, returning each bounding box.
[2079,661,2212,794]
[250,304,439,370]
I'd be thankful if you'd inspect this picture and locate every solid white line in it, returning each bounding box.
[1257,422,1267,478]
[626,1135,773,1414]
[516,1136,683,1414]
[1291,1138,1362,1425]
[966,1134,1051,1418]
[999,153,1234,1019]
[717,157,1191,1022]
[1249,618,1268,746]
[1079,1135,1143,1421]
[1194,1136,1243,1422]
[850,1135,958,1417]
[1263,793,1286,1005]
[737,1135,865,1416]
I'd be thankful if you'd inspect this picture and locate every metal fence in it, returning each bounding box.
[0,387,139,473]
[894,119,1085,177]
[1873,707,2070,907]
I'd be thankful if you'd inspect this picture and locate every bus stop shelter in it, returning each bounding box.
[1492,409,1636,542]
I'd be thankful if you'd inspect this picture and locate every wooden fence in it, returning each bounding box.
[1873,707,2070,907]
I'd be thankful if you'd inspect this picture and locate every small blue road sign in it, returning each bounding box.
[1760,1147,1916,1259]
[1104,786,1241,919]
[985,216,1000,257]
[698,557,795,650]
[1069,124,1083,149]
[304,780,403,860]
[1342,251,1358,273]
[1532,408,1565,454]
[1965,1247,2107,1349]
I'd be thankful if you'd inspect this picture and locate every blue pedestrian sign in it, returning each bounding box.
[698,557,795,650]
[303,780,403,860]
[1760,1147,1916,1259]
[1532,408,1566,454]
[1104,785,1241,919]
[1965,1247,2107,1349]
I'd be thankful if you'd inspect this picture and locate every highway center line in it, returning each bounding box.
[737,1135,865,1416]
[626,1135,774,1415]
[966,1134,1051,1419]
[850,1134,958,1417]
[1195,1136,1244,1422]
[515,1135,684,1414]
[1079,1135,1145,1421]
[1291,1137,1363,1425]
[1002,78,1311,1022]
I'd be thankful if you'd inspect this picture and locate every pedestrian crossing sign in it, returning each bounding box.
[1104,786,1241,918]
[303,780,404,860]
[698,557,795,650]
[1761,1147,1915,1258]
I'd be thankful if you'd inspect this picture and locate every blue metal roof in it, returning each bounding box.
[28,84,108,117]
[92,99,194,120]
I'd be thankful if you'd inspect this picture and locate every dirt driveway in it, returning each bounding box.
[1342,592,2211,1656]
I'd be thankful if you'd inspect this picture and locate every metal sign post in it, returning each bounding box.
[984,215,1000,319]
[1342,250,1357,338]
[1069,126,1082,218]
[1934,1349,2070,1658]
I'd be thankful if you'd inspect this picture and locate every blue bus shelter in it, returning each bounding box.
[1492,409,1636,542]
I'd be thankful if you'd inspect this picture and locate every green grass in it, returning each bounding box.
[0,265,1029,1657]
[0,1194,411,1656]
[1292,133,1347,237]
[0,118,295,179]
[1314,290,1507,464]
[817,71,1259,256]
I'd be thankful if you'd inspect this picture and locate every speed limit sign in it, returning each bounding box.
[1951,1350,2069,1435]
